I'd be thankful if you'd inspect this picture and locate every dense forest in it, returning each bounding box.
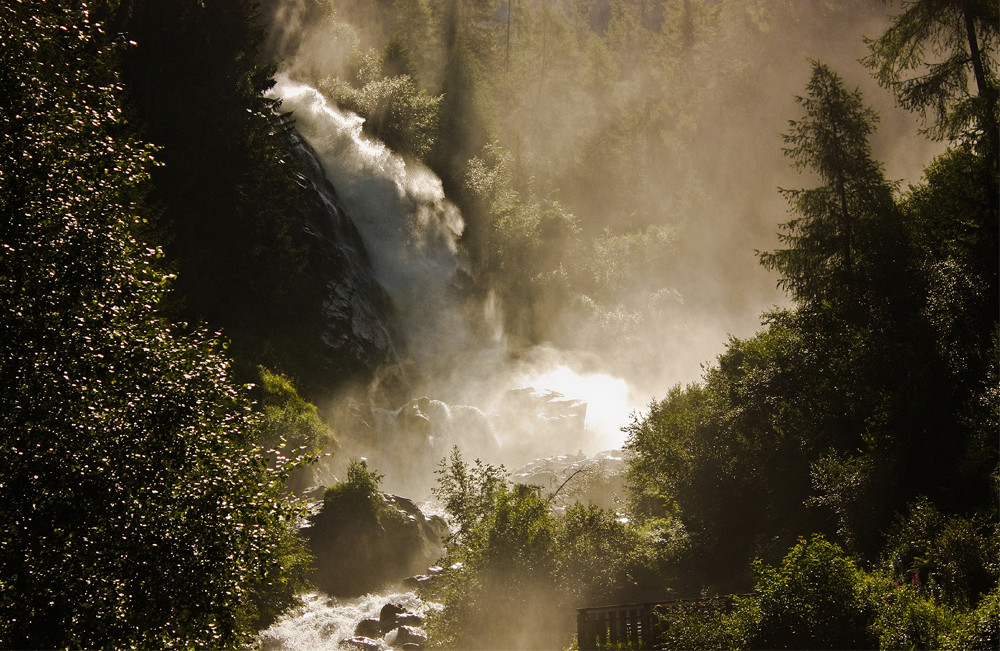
[1,0,997,649]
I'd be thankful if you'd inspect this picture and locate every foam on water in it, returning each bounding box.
[270,75,470,365]
[260,590,439,650]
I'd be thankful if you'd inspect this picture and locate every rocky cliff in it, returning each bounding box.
[284,131,400,395]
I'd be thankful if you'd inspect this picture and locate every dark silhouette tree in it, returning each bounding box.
[759,62,904,325]
[0,4,308,646]
[864,0,999,169]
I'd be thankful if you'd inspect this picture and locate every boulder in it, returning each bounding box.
[379,603,406,626]
[340,636,384,651]
[396,613,423,627]
[304,489,447,597]
[384,625,427,648]
[354,618,384,638]
[394,626,428,646]
[497,387,588,460]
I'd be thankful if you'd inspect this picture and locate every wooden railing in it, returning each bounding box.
[576,602,658,650]
[577,595,745,650]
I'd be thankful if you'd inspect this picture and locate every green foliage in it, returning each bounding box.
[652,536,991,650]
[0,3,309,647]
[256,367,331,452]
[463,142,582,342]
[587,225,677,299]
[879,497,999,607]
[654,597,738,651]
[942,585,1000,650]
[429,481,562,650]
[759,61,905,320]
[427,450,673,650]
[432,447,508,548]
[625,318,839,589]
[863,0,999,151]
[323,44,442,159]
[868,572,959,650]
[625,384,712,520]
[254,367,332,493]
[558,504,672,607]
[731,535,875,650]
[324,458,386,521]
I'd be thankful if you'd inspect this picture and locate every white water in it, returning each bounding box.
[260,590,440,650]
[269,75,642,459]
[271,75,471,367]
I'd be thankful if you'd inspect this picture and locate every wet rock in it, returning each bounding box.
[394,625,428,646]
[282,131,399,394]
[304,489,447,597]
[384,625,427,648]
[354,618,384,638]
[341,636,385,650]
[501,387,587,431]
[396,613,423,627]
[380,603,406,625]
[402,575,432,590]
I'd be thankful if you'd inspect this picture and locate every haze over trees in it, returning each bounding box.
[0,0,996,649]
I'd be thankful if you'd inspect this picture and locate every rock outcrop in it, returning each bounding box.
[304,486,447,597]
[342,602,429,650]
[284,131,400,394]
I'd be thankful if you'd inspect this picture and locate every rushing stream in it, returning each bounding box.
[260,590,440,651]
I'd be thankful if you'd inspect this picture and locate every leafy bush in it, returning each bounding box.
[427,450,674,650]
[254,366,331,492]
[322,45,442,159]
[0,4,309,646]
[880,497,999,607]
[867,572,957,650]
[323,458,387,520]
[942,585,1000,651]
[730,535,875,650]
[655,597,738,650]
[432,447,508,547]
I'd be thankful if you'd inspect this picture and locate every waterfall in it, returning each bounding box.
[270,76,473,371]
[261,72,637,651]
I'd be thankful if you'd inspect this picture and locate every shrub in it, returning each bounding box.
[942,585,1000,650]
[867,572,957,649]
[731,535,875,650]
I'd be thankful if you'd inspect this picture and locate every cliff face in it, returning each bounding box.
[286,131,400,395]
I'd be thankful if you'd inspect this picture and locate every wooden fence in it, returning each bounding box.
[576,602,658,650]
[577,595,745,650]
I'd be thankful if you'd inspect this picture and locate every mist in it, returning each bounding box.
[261,0,943,498]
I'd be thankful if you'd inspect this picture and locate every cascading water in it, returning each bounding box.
[260,591,439,651]
[261,74,640,650]
[268,74,637,477]
[271,75,473,372]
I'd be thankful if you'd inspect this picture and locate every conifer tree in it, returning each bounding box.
[759,62,903,324]
[864,0,999,168]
